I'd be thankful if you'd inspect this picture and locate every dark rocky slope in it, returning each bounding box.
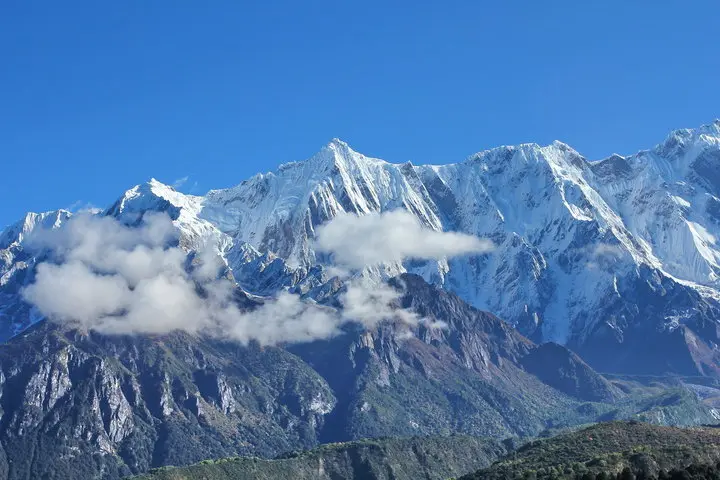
[0,276,714,479]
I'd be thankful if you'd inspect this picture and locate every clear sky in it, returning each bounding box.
[1,1,719,228]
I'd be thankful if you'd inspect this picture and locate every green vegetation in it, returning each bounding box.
[135,421,720,480]
[130,435,508,480]
[462,421,720,480]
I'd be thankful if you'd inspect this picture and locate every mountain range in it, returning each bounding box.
[1,121,720,478]
[7,121,720,374]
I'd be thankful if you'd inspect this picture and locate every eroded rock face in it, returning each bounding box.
[520,342,621,403]
[0,275,715,480]
[0,323,336,479]
[291,275,627,443]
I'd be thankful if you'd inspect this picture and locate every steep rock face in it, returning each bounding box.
[201,141,442,270]
[520,342,621,402]
[0,276,714,479]
[290,275,715,443]
[0,321,336,480]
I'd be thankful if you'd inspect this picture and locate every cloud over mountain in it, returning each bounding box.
[22,210,483,343]
[315,210,494,269]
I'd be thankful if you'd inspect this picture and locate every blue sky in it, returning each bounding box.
[1,1,718,228]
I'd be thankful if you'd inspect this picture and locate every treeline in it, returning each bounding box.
[587,463,720,480]
[504,462,720,479]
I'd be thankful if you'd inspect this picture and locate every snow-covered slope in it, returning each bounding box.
[589,122,720,286]
[0,210,70,339]
[3,121,720,375]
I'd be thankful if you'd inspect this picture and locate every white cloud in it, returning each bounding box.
[315,210,493,269]
[22,213,338,344]
[172,176,190,189]
[24,261,131,325]
[341,277,419,328]
[23,209,476,344]
[586,243,627,271]
[228,292,341,345]
[593,243,626,260]
[63,200,101,216]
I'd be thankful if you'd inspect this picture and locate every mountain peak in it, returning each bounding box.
[0,209,71,249]
[105,178,202,223]
[550,139,579,153]
[147,177,173,189]
[132,178,198,203]
[655,120,720,158]
[302,138,389,175]
[327,137,350,149]
[318,137,357,160]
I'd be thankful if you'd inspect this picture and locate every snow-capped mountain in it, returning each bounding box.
[0,210,70,339]
[3,120,720,375]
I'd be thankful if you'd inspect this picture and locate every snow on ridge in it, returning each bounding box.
[0,210,71,250]
[189,121,720,345]
[5,121,720,349]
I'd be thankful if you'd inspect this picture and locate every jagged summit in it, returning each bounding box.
[3,122,720,480]
[183,120,720,375]
[302,136,389,173]
[108,178,202,214]
[665,119,720,141]
[327,137,351,148]
[3,120,720,376]
[0,209,70,249]
[550,139,577,150]
[652,120,720,158]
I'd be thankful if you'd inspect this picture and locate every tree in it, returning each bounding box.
[620,467,635,480]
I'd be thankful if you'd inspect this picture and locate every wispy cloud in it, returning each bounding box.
[64,200,100,214]
[585,242,627,271]
[172,176,190,189]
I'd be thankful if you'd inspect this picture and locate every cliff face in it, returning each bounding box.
[0,322,336,479]
[0,276,715,479]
